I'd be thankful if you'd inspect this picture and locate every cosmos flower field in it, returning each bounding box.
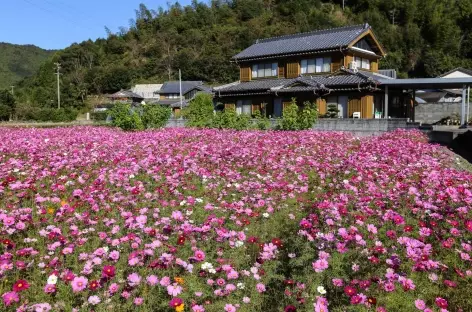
[0,127,471,312]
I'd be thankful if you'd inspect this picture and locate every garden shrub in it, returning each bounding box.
[109,102,144,131]
[90,111,108,122]
[184,93,214,128]
[14,106,78,122]
[252,110,271,130]
[325,103,340,118]
[277,98,318,130]
[141,104,171,129]
[211,109,252,130]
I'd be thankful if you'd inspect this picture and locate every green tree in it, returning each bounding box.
[184,93,215,128]
[141,104,172,129]
[109,103,144,131]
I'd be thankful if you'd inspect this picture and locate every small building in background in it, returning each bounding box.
[131,84,163,103]
[156,81,211,117]
[107,90,144,104]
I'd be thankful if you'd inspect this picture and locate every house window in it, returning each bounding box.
[354,57,371,70]
[236,100,252,115]
[252,63,278,78]
[167,94,180,99]
[301,57,331,74]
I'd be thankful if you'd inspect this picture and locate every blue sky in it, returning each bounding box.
[1,0,193,50]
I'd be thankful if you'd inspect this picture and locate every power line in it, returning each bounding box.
[19,0,97,31]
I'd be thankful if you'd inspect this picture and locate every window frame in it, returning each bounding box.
[301,57,332,74]
[252,63,278,79]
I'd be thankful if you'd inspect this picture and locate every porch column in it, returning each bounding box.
[461,85,467,126]
[412,89,416,122]
[384,85,389,118]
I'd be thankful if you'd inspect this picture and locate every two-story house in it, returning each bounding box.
[157,81,211,117]
[214,23,391,119]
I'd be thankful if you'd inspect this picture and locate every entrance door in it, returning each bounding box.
[338,96,348,118]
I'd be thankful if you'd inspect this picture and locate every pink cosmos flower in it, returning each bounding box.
[415,299,426,310]
[146,275,159,286]
[2,291,19,306]
[44,284,56,294]
[194,250,205,261]
[224,304,237,312]
[193,305,205,312]
[134,297,144,305]
[71,276,88,293]
[167,284,183,296]
[256,283,266,293]
[312,259,329,273]
[88,295,101,305]
[127,273,141,287]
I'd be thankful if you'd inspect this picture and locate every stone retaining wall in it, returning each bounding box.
[415,102,471,124]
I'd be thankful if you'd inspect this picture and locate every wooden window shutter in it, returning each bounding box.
[240,66,251,82]
[278,63,285,78]
[286,62,300,78]
[348,97,361,117]
[225,103,236,111]
[282,101,293,111]
[252,104,261,115]
[361,95,374,118]
[371,61,378,72]
[316,98,327,115]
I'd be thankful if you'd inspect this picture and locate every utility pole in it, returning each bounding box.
[179,69,183,118]
[389,8,397,25]
[342,0,345,10]
[10,86,14,96]
[54,63,61,109]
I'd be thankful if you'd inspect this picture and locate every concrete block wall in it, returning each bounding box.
[415,102,471,124]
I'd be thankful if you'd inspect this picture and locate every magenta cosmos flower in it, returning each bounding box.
[12,279,30,292]
[2,291,19,306]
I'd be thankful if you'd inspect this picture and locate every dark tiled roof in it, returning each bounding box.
[213,70,380,96]
[157,81,205,95]
[108,90,144,99]
[233,24,369,61]
[156,99,190,108]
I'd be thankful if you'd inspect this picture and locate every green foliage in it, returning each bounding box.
[141,104,172,129]
[90,111,108,121]
[184,93,215,128]
[277,99,300,130]
[0,43,54,89]
[109,103,144,131]
[14,106,78,122]
[211,109,252,130]
[277,98,319,130]
[252,110,271,130]
[297,100,319,129]
[0,104,11,121]
[0,89,15,109]
[325,103,340,118]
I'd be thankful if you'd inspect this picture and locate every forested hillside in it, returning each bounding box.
[0,43,54,89]
[13,0,472,110]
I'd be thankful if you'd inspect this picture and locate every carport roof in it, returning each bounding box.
[377,77,472,89]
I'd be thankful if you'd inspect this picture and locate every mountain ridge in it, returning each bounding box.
[0,42,55,89]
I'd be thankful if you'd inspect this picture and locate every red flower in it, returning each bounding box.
[12,279,30,292]
[284,305,297,312]
[89,280,100,291]
[271,238,283,248]
[435,297,448,309]
[464,220,472,232]
[344,285,357,297]
[177,235,186,245]
[367,297,377,305]
[102,265,116,278]
[169,297,183,308]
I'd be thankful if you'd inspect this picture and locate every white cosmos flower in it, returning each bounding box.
[317,286,326,294]
[47,275,58,285]
[262,213,270,218]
